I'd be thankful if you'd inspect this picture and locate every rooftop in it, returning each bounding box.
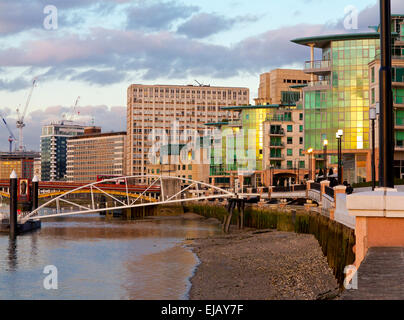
[291,32,380,48]
[69,131,126,140]
[220,104,296,111]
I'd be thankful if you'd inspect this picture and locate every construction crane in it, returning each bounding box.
[16,78,37,151]
[0,113,17,153]
[67,96,80,122]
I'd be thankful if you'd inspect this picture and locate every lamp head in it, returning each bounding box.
[336,129,343,138]
[307,148,313,154]
[369,107,377,120]
[323,139,328,146]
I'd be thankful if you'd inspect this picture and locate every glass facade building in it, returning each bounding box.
[293,15,404,183]
[40,122,85,181]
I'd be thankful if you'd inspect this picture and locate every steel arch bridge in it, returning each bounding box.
[21,175,236,223]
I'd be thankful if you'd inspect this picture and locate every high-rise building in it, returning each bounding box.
[292,32,382,183]
[40,121,85,181]
[293,15,404,184]
[255,69,313,106]
[66,129,126,183]
[126,84,249,182]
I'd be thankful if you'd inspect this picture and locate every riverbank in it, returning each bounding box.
[188,228,339,300]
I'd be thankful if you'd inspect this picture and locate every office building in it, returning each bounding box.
[66,129,126,183]
[255,69,313,105]
[126,84,249,182]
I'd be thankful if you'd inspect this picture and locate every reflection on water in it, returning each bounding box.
[0,208,221,300]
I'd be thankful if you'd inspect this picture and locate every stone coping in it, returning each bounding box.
[347,189,404,217]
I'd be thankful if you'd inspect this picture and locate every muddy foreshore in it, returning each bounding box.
[187,226,339,300]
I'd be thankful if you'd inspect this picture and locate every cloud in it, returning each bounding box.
[1,0,403,89]
[177,13,257,38]
[0,77,31,92]
[0,105,126,151]
[0,0,129,36]
[70,69,129,85]
[126,1,199,31]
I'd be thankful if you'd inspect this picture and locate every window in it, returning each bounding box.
[287,149,293,156]
[299,149,304,156]
[299,125,303,132]
[371,67,375,83]
[371,88,376,104]
[299,161,305,169]
[299,113,303,120]
[188,165,192,170]
[287,137,293,144]
[299,137,303,144]
[287,161,293,168]
[287,125,293,132]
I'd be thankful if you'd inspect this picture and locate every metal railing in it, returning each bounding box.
[311,182,321,191]
[325,186,335,198]
[304,60,331,70]
[307,80,330,87]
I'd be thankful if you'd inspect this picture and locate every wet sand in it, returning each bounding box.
[188,228,339,300]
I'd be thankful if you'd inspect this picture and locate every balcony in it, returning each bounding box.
[269,142,285,148]
[304,60,331,74]
[305,80,331,90]
[393,74,404,87]
[266,115,292,122]
[227,120,242,127]
[269,154,284,160]
[269,128,285,136]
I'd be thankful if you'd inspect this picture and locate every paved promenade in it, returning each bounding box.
[341,247,404,300]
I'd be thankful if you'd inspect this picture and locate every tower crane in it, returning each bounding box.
[68,96,80,122]
[0,113,17,153]
[16,78,37,151]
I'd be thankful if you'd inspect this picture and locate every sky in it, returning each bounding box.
[0,0,404,151]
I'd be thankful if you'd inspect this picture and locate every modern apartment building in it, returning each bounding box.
[292,32,381,183]
[368,26,404,180]
[126,84,249,182]
[293,15,404,184]
[40,121,85,181]
[255,69,313,105]
[0,151,39,180]
[208,104,306,188]
[66,129,126,183]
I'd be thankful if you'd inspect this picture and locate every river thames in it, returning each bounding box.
[0,202,221,300]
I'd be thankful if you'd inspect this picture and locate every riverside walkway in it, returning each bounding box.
[341,247,404,300]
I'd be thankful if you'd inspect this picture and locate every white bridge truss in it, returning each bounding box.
[22,175,236,222]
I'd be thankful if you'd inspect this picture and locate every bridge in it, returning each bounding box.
[0,180,160,198]
[20,175,238,223]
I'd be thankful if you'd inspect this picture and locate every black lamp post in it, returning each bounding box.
[336,130,343,185]
[323,139,328,181]
[370,107,377,190]
[379,0,394,188]
[307,148,313,181]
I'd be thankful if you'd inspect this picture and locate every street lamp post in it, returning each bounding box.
[323,139,328,181]
[336,130,343,185]
[379,0,394,188]
[370,107,377,190]
[307,148,313,181]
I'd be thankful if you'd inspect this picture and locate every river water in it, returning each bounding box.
[0,202,221,300]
